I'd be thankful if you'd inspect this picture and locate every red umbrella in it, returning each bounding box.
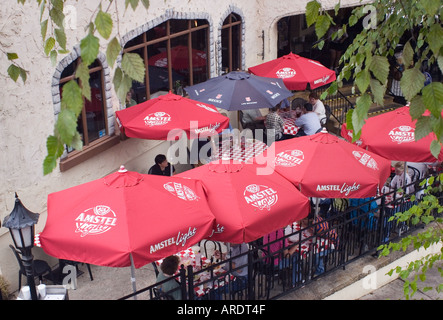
[254,129,391,199]
[341,106,443,162]
[177,160,310,243]
[148,45,207,70]
[248,52,336,90]
[115,92,230,140]
[40,166,216,268]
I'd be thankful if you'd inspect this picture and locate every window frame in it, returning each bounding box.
[52,50,118,173]
[123,18,210,101]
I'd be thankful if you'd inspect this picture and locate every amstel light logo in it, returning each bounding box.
[74,205,117,237]
[276,67,296,79]
[388,125,415,144]
[352,151,379,170]
[274,149,304,167]
[244,184,278,211]
[144,112,171,127]
[164,182,200,201]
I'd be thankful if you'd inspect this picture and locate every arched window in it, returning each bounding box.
[123,19,210,103]
[54,53,118,172]
[221,13,242,73]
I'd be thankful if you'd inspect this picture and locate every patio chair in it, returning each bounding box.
[60,259,94,281]
[9,245,55,288]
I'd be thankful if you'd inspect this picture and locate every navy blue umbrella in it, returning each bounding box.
[184,71,292,111]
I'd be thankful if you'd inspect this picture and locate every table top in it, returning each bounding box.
[211,138,267,162]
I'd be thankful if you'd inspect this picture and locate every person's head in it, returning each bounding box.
[394,162,404,176]
[160,255,180,275]
[154,154,168,169]
[303,103,313,112]
[308,92,319,105]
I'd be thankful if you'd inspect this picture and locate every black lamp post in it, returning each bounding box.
[2,193,40,300]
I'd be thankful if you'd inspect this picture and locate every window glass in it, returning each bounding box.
[124,18,209,99]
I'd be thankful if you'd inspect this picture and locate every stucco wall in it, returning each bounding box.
[0,0,360,295]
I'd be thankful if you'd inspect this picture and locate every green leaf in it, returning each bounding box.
[70,131,83,151]
[49,5,65,29]
[306,1,321,27]
[430,140,442,159]
[426,23,443,56]
[140,0,150,9]
[46,134,64,159]
[409,95,426,120]
[80,33,99,67]
[7,64,20,82]
[355,69,371,93]
[95,10,113,40]
[315,14,330,39]
[400,66,426,102]
[106,37,121,68]
[121,52,145,83]
[420,0,440,16]
[402,41,414,69]
[54,28,67,50]
[50,49,57,66]
[114,67,132,104]
[422,82,443,118]
[7,52,18,60]
[44,37,56,56]
[369,55,390,85]
[19,67,27,83]
[352,93,372,135]
[56,108,77,145]
[41,19,48,40]
[75,61,91,101]
[415,116,432,141]
[125,0,139,11]
[61,80,83,117]
[43,154,57,176]
[370,78,385,106]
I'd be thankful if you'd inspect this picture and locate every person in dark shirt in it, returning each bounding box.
[148,154,175,176]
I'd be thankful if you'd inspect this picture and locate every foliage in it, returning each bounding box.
[377,174,443,299]
[9,0,150,175]
[0,274,10,300]
[306,0,443,158]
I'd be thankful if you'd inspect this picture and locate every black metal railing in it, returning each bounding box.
[119,173,442,300]
[312,85,354,126]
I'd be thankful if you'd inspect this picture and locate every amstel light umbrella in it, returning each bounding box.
[115,92,229,140]
[177,160,310,243]
[341,105,443,162]
[248,52,336,91]
[40,166,216,294]
[254,129,391,199]
[184,71,292,111]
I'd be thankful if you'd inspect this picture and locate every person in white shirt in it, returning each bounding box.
[309,92,326,124]
[390,162,413,195]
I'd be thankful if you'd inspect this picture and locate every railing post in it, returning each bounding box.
[377,195,386,247]
[178,265,188,300]
[247,249,254,300]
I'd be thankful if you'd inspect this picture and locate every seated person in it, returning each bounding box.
[294,103,322,136]
[155,255,182,300]
[308,92,327,124]
[264,106,285,143]
[241,108,265,131]
[148,154,175,176]
[229,243,249,292]
[390,162,413,195]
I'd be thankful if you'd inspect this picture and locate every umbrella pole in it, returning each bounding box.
[130,253,137,300]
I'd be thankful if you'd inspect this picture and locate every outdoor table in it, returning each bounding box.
[285,223,334,258]
[210,137,267,162]
[156,246,232,298]
[283,118,300,136]
[278,111,300,136]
